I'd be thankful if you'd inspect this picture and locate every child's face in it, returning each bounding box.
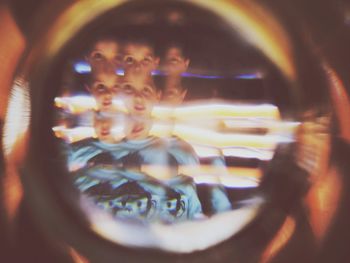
[120,73,159,117]
[87,39,122,72]
[122,43,159,75]
[162,47,189,76]
[89,72,121,112]
[94,117,115,143]
[162,87,187,105]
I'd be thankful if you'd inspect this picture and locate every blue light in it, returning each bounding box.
[74,61,91,74]
[73,61,262,80]
[235,74,261,80]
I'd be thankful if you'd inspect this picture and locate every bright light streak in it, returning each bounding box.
[261,216,296,263]
[55,96,127,114]
[171,103,280,120]
[53,126,94,143]
[222,147,274,160]
[191,145,223,158]
[73,61,262,80]
[55,96,280,121]
[55,96,96,113]
[172,124,290,149]
[3,78,31,156]
[219,175,259,188]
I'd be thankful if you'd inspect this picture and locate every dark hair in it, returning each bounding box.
[160,41,189,59]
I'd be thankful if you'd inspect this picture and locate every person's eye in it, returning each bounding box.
[143,57,152,65]
[143,86,154,97]
[165,90,176,97]
[91,52,104,60]
[124,56,135,65]
[95,84,107,93]
[122,84,134,94]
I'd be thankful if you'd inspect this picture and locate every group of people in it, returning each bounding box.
[65,35,231,224]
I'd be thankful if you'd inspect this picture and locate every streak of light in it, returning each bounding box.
[55,96,127,114]
[3,78,31,156]
[306,167,342,241]
[223,119,300,134]
[53,124,280,159]
[222,147,274,160]
[170,103,280,120]
[2,78,30,226]
[260,216,296,263]
[191,145,223,158]
[68,247,89,263]
[53,126,94,143]
[53,120,285,160]
[74,61,262,80]
[323,63,350,142]
[55,96,280,121]
[172,124,292,149]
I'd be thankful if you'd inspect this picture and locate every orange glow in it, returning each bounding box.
[2,132,29,226]
[0,5,26,120]
[305,167,342,241]
[69,247,89,263]
[323,64,350,143]
[260,216,296,263]
[0,4,26,231]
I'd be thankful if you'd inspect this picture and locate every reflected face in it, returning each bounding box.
[87,39,122,72]
[123,43,159,75]
[162,47,189,76]
[94,116,115,143]
[162,87,187,105]
[110,195,152,219]
[120,73,159,117]
[88,72,121,112]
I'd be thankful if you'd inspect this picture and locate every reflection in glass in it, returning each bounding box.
[52,3,299,230]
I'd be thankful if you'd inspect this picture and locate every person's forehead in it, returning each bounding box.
[124,43,154,56]
[92,39,120,51]
[123,74,155,89]
[92,73,120,84]
[166,47,184,58]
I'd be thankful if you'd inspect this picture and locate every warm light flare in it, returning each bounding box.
[3,79,31,156]
[260,216,296,263]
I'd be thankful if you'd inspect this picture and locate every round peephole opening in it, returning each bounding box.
[31,0,302,253]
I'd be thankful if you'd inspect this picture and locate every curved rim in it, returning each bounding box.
[16,0,303,261]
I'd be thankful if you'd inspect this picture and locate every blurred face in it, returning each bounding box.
[88,72,121,112]
[162,47,189,76]
[87,39,122,72]
[94,117,115,143]
[111,195,151,219]
[122,43,159,75]
[120,73,159,117]
[162,87,187,105]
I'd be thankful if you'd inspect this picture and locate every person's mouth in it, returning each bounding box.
[100,130,110,136]
[103,100,112,106]
[134,104,145,112]
[132,124,144,134]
